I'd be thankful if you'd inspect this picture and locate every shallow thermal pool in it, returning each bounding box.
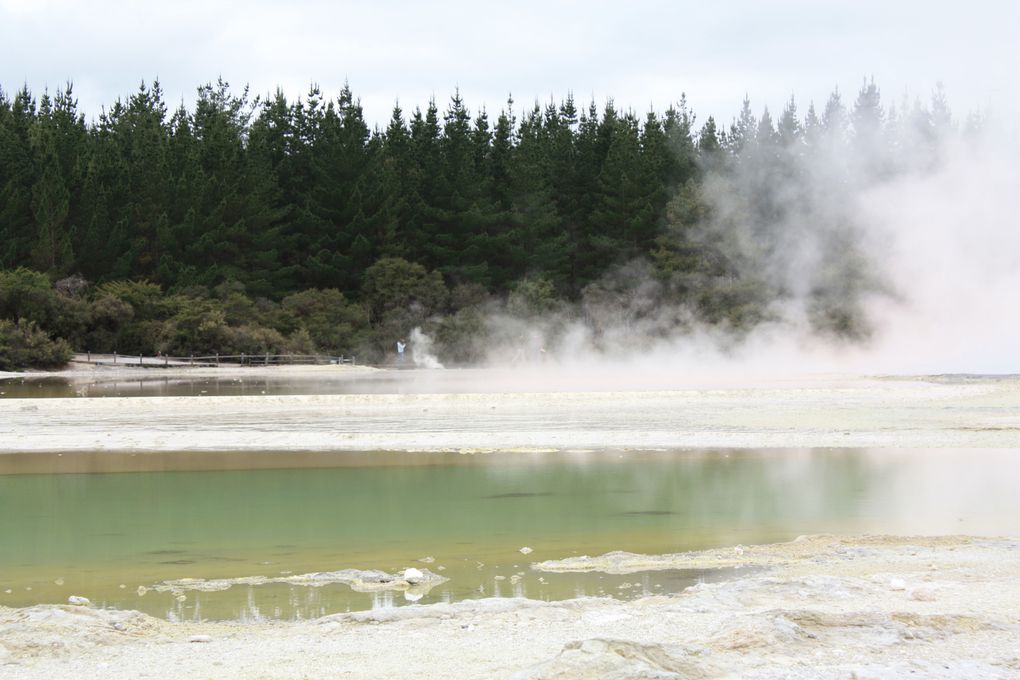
[1,448,1017,622]
[0,369,594,398]
[4,370,1007,399]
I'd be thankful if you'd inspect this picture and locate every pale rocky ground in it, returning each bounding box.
[1,535,1018,679]
[2,370,1019,677]
[1,373,1019,451]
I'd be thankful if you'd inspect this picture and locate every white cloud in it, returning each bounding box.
[0,0,1016,125]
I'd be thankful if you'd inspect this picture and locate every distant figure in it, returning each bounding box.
[396,339,407,364]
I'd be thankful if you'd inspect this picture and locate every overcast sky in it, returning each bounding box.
[1,0,1017,128]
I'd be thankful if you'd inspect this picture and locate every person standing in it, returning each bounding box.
[396,339,406,364]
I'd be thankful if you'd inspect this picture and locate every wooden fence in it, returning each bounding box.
[74,352,356,368]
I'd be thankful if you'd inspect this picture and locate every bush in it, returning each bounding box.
[83,295,135,352]
[507,277,557,318]
[94,280,176,321]
[361,257,448,322]
[0,268,88,344]
[0,319,73,370]
[222,324,289,355]
[433,308,488,365]
[282,288,368,354]
[156,300,230,355]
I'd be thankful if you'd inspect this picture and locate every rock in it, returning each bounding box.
[137,585,148,596]
[889,578,907,591]
[710,613,806,650]
[67,596,91,606]
[187,635,213,643]
[911,587,936,601]
[153,567,448,595]
[511,637,716,679]
[402,568,425,584]
[519,546,534,555]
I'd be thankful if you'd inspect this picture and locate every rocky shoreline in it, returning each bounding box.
[2,535,1018,679]
[2,372,1018,677]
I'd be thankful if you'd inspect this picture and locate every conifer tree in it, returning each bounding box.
[0,87,38,268]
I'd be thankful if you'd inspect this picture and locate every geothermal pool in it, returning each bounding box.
[1,448,1017,622]
[2,370,1018,623]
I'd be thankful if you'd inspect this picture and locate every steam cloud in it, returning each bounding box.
[409,327,444,369]
[433,95,1020,378]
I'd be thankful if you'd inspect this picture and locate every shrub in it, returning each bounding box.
[361,257,448,322]
[94,280,175,321]
[0,319,73,371]
[507,277,557,318]
[281,288,368,353]
[222,324,289,355]
[0,268,88,343]
[157,301,229,355]
[433,308,488,365]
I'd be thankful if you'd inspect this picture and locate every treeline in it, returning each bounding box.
[0,79,964,369]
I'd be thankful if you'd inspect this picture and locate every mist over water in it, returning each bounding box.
[447,105,1020,379]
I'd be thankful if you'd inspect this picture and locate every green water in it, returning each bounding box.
[1,448,1016,621]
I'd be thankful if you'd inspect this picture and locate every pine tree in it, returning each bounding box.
[484,98,529,290]
[663,94,698,184]
[28,86,86,275]
[180,79,286,295]
[29,137,73,273]
[851,78,885,177]
[777,96,801,149]
[0,86,38,268]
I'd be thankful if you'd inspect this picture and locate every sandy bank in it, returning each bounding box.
[1,535,1017,679]
[2,375,1019,451]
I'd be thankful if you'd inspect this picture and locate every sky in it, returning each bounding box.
[1,0,1018,128]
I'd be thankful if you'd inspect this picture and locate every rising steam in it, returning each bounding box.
[409,327,444,369]
[433,89,1020,377]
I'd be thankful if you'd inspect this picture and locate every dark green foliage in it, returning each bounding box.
[361,257,448,321]
[281,288,368,354]
[0,80,955,362]
[0,267,88,343]
[507,277,557,318]
[0,318,73,370]
[433,307,488,365]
